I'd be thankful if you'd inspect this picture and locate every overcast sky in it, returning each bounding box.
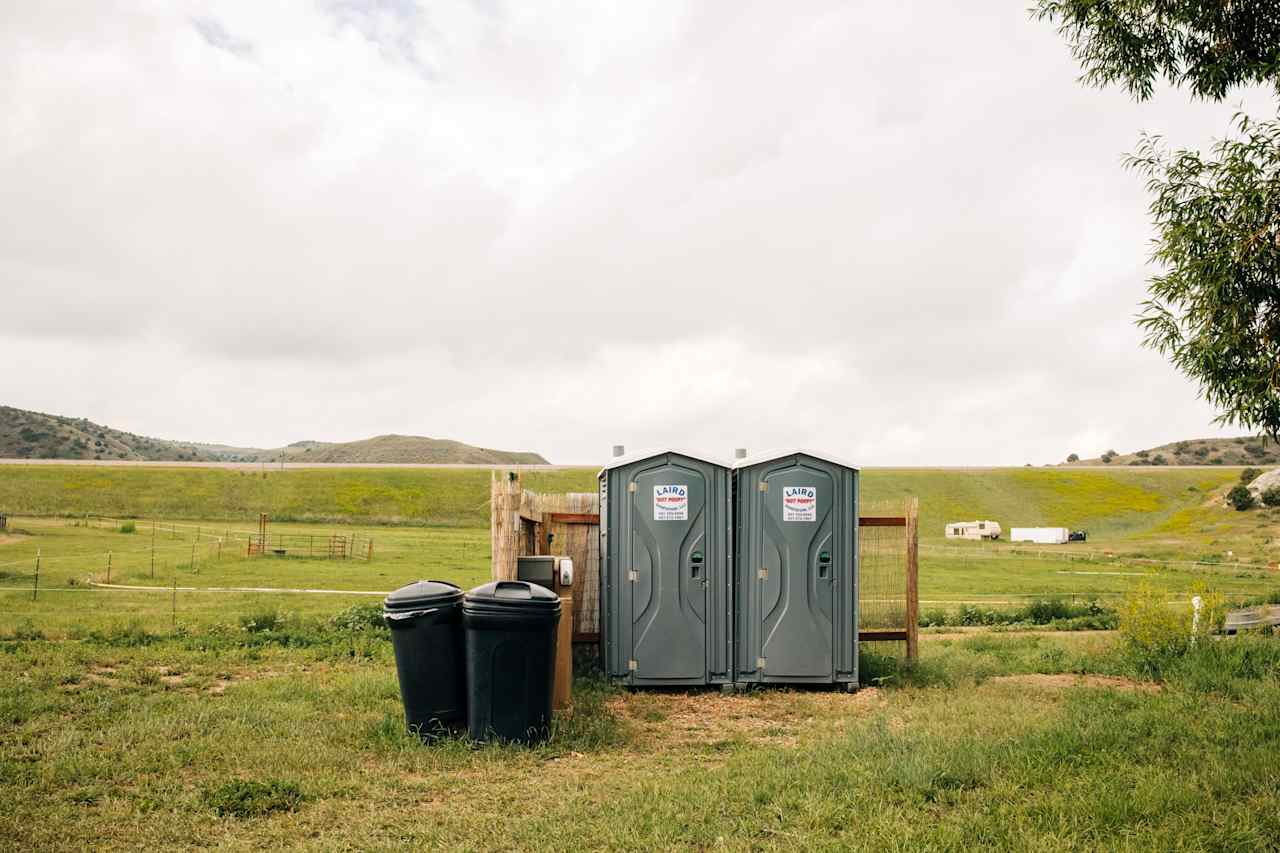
[2,2,1273,465]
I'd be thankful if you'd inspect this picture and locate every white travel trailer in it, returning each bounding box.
[944,520,1002,540]
[1010,527,1070,544]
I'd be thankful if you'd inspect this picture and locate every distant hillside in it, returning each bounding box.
[1064,436,1280,467]
[269,435,546,465]
[0,406,547,465]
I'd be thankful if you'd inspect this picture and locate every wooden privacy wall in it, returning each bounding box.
[491,472,917,658]
[490,472,601,641]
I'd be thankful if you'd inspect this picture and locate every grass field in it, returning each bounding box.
[2,464,1279,849]
[4,622,1280,850]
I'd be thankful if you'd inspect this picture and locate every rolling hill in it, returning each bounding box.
[1064,436,1280,467]
[0,406,547,465]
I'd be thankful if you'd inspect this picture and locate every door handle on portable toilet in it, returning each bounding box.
[690,550,705,583]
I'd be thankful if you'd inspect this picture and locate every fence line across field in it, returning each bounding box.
[921,543,1276,572]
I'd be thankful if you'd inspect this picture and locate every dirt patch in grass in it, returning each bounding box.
[985,673,1160,693]
[609,687,883,751]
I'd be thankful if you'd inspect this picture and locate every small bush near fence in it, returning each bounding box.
[119,521,136,534]
[919,598,1117,630]
[1118,581,1225,678]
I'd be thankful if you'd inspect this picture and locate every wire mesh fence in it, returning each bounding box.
[858,498,913,658]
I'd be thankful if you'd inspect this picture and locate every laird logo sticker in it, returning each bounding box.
[782,486,817,522]
[653,485,688,521]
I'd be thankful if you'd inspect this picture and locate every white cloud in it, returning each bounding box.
[0,1,1271,464]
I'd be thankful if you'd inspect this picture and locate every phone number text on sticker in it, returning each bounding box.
[782,486,817,521]
[653,485,688,521]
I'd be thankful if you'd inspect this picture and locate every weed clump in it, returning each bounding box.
[84,621,159,648]
[202,779,305,818]
[239,609,289,634]
[918,598,1117,630]
[1118,581,1224,677]
[118,521,136,534]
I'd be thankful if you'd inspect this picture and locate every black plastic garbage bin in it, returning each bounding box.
[462,580,561,744]
[384,580,465,737]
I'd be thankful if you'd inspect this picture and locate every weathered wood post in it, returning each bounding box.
[905,496,920,662]
[490,471,524,581]
[106,551,112,585]
[32,549,40,601]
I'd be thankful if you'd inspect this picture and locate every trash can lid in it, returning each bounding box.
[384,580,464,612]
[463,580,561,612]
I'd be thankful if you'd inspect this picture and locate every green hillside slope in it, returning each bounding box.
[0,406,546,464]
[0,466,591,526]
[1064,435,1280,467]
[0,464,1244,536]
[861,467,1241,542]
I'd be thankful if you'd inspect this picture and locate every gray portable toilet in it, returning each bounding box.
[732,449,858,689]
[599,448,732,687]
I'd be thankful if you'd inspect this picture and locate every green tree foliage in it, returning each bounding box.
[1033,2,1280,101]
[1262,486,1280,507]
[1241,467,1262,484]
[1034,2,1280,438]
[1067,453,1080,462]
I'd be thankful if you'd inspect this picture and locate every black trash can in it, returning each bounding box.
[383,580,465,738]
[462,580,561,744]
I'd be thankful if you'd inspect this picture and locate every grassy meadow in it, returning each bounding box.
[1,462,1279,849]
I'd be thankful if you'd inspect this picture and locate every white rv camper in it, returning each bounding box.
[1010,527,1070,544]
[944,520,1002,540]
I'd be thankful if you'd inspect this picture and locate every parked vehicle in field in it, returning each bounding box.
[1068,530,1087,542]
[945,520,1001,540]
[1010,527,1070,544]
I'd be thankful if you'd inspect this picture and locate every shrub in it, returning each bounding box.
[239,609,288,633]
[1227,484,1256,511]
[118,521,136,534]
[1151,454,1168,465]
[1118,582,1225,677]
[1209,456,1224,464]
[1240,467,1261,484]
[329,603,387,633]
[1193,445,1209,458]
[202,780,305,818]
[1262,486,1280,508]
[1136,449,1149,458]
[1066,453,1079,462]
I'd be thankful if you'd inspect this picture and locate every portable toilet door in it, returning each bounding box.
[599,449,732,687]
[733,449,858,688]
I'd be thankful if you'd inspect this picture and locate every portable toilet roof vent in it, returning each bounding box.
[600,447,733,473]
[730,447,860,471]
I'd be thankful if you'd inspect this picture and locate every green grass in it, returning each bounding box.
[2,462,1280,848]
[3,621,1279,850]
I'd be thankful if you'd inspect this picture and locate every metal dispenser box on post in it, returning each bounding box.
[516,555,575,709]
[732,449,859,690]
[599,448,733,687]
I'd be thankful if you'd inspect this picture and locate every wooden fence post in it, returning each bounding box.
[106,551,112,585]
[32,549,40,601]
[491,471,523,581]
[905,496,919,662]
